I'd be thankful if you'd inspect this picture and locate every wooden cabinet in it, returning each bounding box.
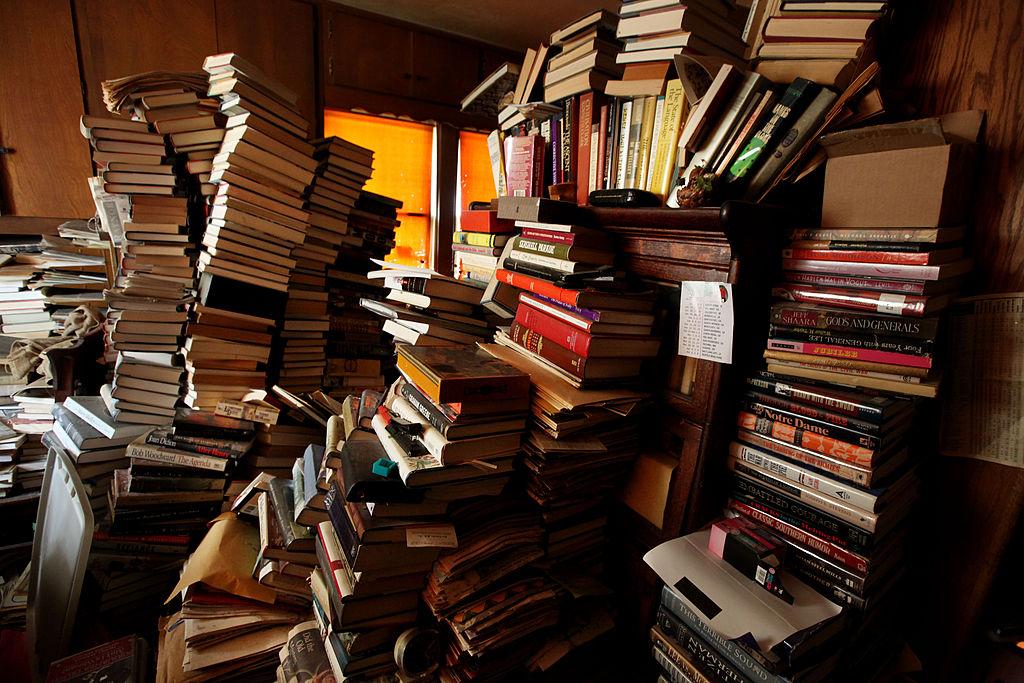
[0,0,94,217]
[74,0,219,117]
[214,0,318,134]
[410,32,482,106]
[325,7,413,98]
[592,203,785,658]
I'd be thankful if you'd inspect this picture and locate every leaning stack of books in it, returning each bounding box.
[452,207,516,285]
[28,229,111,331]
[0,245,56,340]
[362,263,491,347]
[746,0,890,90]
[252,475,318,603]
[543,9,622,104]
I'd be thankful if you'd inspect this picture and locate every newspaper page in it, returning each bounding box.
[88,176,129,246]
[940,293,1024,469]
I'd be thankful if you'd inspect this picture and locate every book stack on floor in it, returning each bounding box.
[191,52,312,401]
[607,0,749,97]
[745,0,890,90]
[543,9,621,104]
[452,207,516,286]
[249,474,318,603]
[31,224,112,330]
[323,191,401,397]
[158,512,307,680]
[362,263,491,348]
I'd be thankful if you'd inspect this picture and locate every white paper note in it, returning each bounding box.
[678,281,734,364]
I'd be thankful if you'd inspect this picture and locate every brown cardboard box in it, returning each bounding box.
[820,111,983,228]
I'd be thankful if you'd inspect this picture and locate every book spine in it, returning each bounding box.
[532,135,545,197]
[653,620,748,683]
[643,96,665,191]
[773,284,929,317]
[726,79,814,183]
[561,97,574,183]
[495,268,581,307]
[770,303,939,340]
[399,382,452,435]
[728,441,880,512]
[595,103,608,193]
[658,589,787,683]
[615,100,633,189]
[765,349,929,378]
[512,237,576,262]
[740,399,879,449]
[781,258,955,281]
[737,430,872,486]
[782,248,939,265]
[507,248,577,274]
[787,561,867,610]
[738,411,875,467]
[625,97,645,188]
[728,499,869,574]
[652,645,695,683]
[125,443,228,472]
[784,541,867,595]
[732,474,873,549]
[268,479,299,548]
[781,270,931,295]
[509,321,586,379]
[745,373,888,423]
[577,92,593,205]
[652,80,685,198]
[529,293,601,322]
[453,232,502,247]
[518,228,577,245]
[550,115,562,184]
[145,432,237,459]
[451,243,502,256]
[651,631,715,683]
[767,338,932,369]
[788,228,944,242]
[604,97,619,189]
[768,325,933,357]
[744,389,883,435]
[519,293,593,330]
[515,302,592,356]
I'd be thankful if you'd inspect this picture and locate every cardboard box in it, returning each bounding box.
[821,111,983,228]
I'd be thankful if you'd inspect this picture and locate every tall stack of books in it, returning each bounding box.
[0,240,54,340]
[543,9,621,104]
[746,0,890,89]
[362,263,490,347]
[193,52,314,402]
[452,207,516,285]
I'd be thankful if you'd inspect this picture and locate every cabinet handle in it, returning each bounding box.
[0,147,12,155]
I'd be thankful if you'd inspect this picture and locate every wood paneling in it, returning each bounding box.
[215,0,318,133]
[325,8,413,97]
[881,1,1024,678]
[74,0,218,117]
[410,32,481,106]
[0,0,94,217]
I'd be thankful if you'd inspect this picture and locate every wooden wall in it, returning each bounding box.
[882,0,1024,679]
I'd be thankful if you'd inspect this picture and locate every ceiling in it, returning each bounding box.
[331,0,620,51]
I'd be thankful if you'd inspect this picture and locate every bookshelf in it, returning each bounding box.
[577,202,787,653]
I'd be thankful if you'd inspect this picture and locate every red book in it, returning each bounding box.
[515,301,595,356]
[495,268,652,311]
[596,103,609,192]
[782,271,946,296]
[509,321,587,379]
[460,209,515,234]
[780,246,963,266]
[519,227,610,248]
[766,338,934,369]
[772,283,948,317]
[576,92,594,205]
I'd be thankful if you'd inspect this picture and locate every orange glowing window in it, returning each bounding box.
[323,110,435,267]
[457,130,497,216]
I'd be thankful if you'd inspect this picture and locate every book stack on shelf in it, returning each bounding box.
[608,0,749,96]
[543,9,621,104]
[323,191,402,397]
[746,0,890,89]
[451,206,516,286]
[46,398,147,512]
[361,263,491,348]
[0,261,52,340]
[29,226,112,331]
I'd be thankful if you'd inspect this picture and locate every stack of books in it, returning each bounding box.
[274,622,334,682]
[253,475,318,602]
[766,231,968,399]
[362,263,490,347]
[543,9,622,103]
[0,425,23,499]
[452,207,516,285]
[0,252,53,341]
[321,191,401,397]
[247,418,323,481]
[27,229,111,331]
[746,0,889,89]
[47,398,147,511]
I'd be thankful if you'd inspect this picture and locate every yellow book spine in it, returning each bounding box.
[652,79,686,200]
[633,96,658,189]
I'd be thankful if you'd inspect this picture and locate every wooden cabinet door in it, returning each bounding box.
[410,32,481,106]
[214,0,318,134]
[74,0,219,117]
[325,9,413,98]
[0,0,94,217]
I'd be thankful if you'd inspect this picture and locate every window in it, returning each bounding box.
[323,110,435,267]
[457,130,497,219]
